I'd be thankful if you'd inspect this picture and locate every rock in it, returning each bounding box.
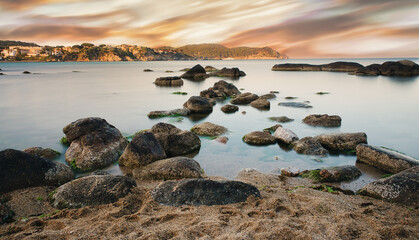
[52,175,136,209]
[154,76,183,86]
[359,166,418,207]
[250,98,270,109]
[23,147,60,160]
[355,64,381,76]
[143,69,153,72]
[165,70,174,73]
[221,104,239,113]
[147,108,190,118]
[150,123,201,157]
[204,66,218,72]
[243,131,277,145]
[0,149,74,194]
[151,179,260,206]
[23,71,31,74]
[302,114,342,127]
[356,144,419,174]
[90,170,109,176]
[0,73,4,75]
[320,62,364,72]
[270,91,279,93]
[230,92,259,105]
[215,136,229,144]
[259,93,276,99]
[314,132,367,151]
[278,102,312,108]
[180,64,207,79]
[200,80,241,98]
[292,137,329,156]
[191,122,228,136]
[379,60,419,77]
[132,157,203,180]
[183,96,213,114]
[268,116,294,123]
[272,63,322,71]
[63,117,128,171]
[208,67,246,77]
[180,68,190,71]
[285,96,297,100]
[118,132,167,168]
[0,202,13,224]
[273,127,299,144]
[280,167,300,177]
[263,124,282,133]
[318,165,361,182]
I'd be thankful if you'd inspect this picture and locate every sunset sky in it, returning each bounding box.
[0,0,418,58]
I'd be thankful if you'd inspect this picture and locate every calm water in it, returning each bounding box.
[1,59,418,183]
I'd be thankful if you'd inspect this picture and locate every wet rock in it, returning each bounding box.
[191,122,228,136]
[150,122,201,157]
[359,166,418,207]
[268,116,294,123]
[147,108,190,118]
[200,80,241,98]
[285,96,297,100]
[23,71,31,74]
[181,64,207,79]
[118,132,166,168]
[278,102,312,108]
[133,157,203,180]
[250,98,270,109]
[221,104,239,113]
[52,175,136,209]
[243,131,277,145]
[90,170,109,176]
[273,126,299,144]
[356,144,419,174]
[183,96,213,114]
[280,167,300,177]
[230,92,259,105]
[321,62,364,72]
[215,136,229,144]
[63,117,128,171]
[259,93,276,99]
[23,147,60,160]
[292,137,329,156]
[314,132,367,151]
[154,76,183,86]
[355,64,381,76]
[379,60,419,77]
[143,69,153,72]
[263,124,282,133]
[204,66,218,72]
[151,179,260,206]
[0,202,14,224]
[318,165,361,182]
[0,149,74,194]
[303,114,342,127]
[208,67,246,77]
[272,64,322,71]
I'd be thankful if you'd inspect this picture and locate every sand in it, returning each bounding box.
[1,170,418,240]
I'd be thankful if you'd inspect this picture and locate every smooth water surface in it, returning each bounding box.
[1,59,418,181]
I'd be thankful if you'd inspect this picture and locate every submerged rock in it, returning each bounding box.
[292,137,329,156]
[359,166,419,207]
[63,117,128,171]
[250,98,270,109]
[133,157,203,180]
[143,69,153,72]
[356,144,419,173]
[0,149,74,194]
[154,76,183,86]
[151,179,260,206]
[221,104,239,113]
[215,136,229,144]
[183,96,213,114]
[23,71,31,74]
[23,147,60,160]
[273,126,299,144]
[52,175,136,209]
[118,132,167,168]
[279,102,312,108]
[230,92,259,105]
[243,131,277,145]
[314,132,367,151]
[268,116,294,123]
[191,122,228,136]
[181,64,207,79]
[303,114,342,127]
[147,108,190,118]
[208,67,246,77]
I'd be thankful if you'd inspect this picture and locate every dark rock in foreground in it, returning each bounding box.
[303,114,342,127]
[133,157,203,180]
[221,104,239,113]
[279,102,312,108]
[359,166,418,207]
[356,144,419,174]
[181,64,207,79]
[183,96,213,113]
[191,122,228,136]
[243,131,277,145]
[52,175,136,209]
[23,147,60,160]
[147,108,190,118]
[318,165,361,182]
[208,67,246,77]
[314,132,367,151]
[230,92,259,105]
[154,76,183,86]
[0,149,74,194]
[151,179,260,206]
[292,137,329,156]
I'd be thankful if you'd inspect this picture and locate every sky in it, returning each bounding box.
[0,0,418,58]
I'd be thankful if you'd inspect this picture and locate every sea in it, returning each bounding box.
[1,59,418,189]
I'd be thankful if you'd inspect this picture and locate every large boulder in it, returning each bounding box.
[230,92,259,105]
[0,149,74,194]
[180,64,207,79]
[200,80,241,99]
[243,131,277,146]
[132,157,203,180]
[150,123,201,157]
[314,132,367,151]
[379,60,419,77]
[190,122,228,136]
[63,117,128,171]
[355,64,381,76]
[292,137,329,156]
[151,179,260,206]
[118,132,167,168]
[23,147,60,160]
[358,166,418,207]
[52,175,136,209]
[272,63,322,71]
[302,114,342,127]
[221,104,239,113]
[183,96,213,114]
[154,76,183,86]
[208,67,246,77]
[278,102,312,108]
[356,144,419,174]
[320,61,364,72]
[250,98,270,109]
[273,126,299,144]
[147,108,190,119]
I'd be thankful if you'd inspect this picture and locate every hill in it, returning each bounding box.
[0,40,39,48]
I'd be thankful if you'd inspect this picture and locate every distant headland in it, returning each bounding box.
[0,40,287,62]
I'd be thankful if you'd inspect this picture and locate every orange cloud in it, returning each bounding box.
[0,0,88,10]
